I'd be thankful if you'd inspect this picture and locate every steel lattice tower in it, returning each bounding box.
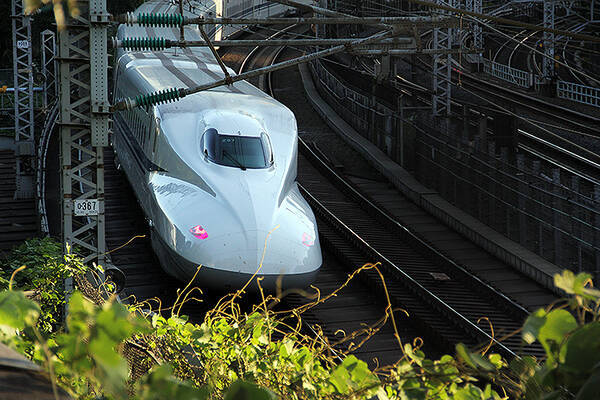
[543,0,555,79]
[41,30,58,110]
[58,0,109,267]
[451,0,463,46]
[432,0,452,116]
[11,0,35,199]
[466,0,482,52]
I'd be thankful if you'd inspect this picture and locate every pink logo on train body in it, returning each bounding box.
[190,225,208,239]
[302,232,314,247]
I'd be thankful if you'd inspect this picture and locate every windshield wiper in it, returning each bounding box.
[222,150,246,171]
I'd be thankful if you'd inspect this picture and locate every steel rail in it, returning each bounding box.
[36,101,59,235]
[360,53,600,184]
[404,0,600,43]
[238,24,299,74]
[297,135,530,318]
[459,76,600,138]
[518,143,600,187]
[259,29,548,358]
[295,161,517,358]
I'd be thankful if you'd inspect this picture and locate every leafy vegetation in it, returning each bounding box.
[0,238,86,334]
[1,238,600,399]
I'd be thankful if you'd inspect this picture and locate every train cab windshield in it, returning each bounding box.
[202,128,273,170]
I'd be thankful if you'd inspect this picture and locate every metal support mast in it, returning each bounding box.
[466,0,482,53]
[451,0,463,46]
[41,30,58,110]
[542,0,555,80]
[11,0,35,199]
[432,0,452,116]
[58,0,109,266]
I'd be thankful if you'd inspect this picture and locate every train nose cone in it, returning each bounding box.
[186,226,321,291]
[149,173,321,291]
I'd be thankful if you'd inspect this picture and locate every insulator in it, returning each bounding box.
[133,88,183,108]
[125,11,136,26]
[120,37,168,51]
[136,12,184,27]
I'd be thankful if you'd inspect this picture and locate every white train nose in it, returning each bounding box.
[152,229,321,291]
[186,226,321,274]
[149,172,322,292]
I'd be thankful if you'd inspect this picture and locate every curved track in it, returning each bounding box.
[236,37,562,361]
[232,33,437,366]
[350,45,600,188]
[25,22,565,366]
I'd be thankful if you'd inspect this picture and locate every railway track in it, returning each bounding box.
[103,149,179,304]
[227,34,563,361]
[393,24,600,174]
[339,50,600,187]
[226,30,438,366]
[454,64,600,186]
[101,23,595,368]
[24,22,560,366]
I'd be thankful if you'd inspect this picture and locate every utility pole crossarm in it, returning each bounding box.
[113,37,416,49]
[114,14,458,28]
[267,0,392,30]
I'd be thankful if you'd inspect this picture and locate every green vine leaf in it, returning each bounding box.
[562,322,600,373]
[554,270,600,300]
[136,364,211,400]
[0,290,40,330]
[575,370,600,400]
[522,308,547,345]
[224,380,276,400]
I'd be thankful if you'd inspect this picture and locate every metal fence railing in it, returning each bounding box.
[415,126,600,277]
[557,80,600,108]
[482,58,534,88]
[309,58,600,280]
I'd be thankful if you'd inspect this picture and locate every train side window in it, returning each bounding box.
[202,128,218,160]
[260,132,274,166]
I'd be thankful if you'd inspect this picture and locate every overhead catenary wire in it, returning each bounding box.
[475,17,600,85]
[406,56,600,162]
[119,15,458,27]
[111,27,402,111]
[404,0,600,43]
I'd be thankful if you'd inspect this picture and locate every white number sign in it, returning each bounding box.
[74,199,99,216]
[17,40,30,49]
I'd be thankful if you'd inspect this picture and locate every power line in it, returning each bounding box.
[478,17,600,85]
[404,0,600,43]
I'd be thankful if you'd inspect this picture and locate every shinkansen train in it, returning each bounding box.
[112,0,321,291]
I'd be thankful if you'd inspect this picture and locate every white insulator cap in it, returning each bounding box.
[126,11,136,26]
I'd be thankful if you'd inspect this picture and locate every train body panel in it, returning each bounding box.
[113,0,320,291]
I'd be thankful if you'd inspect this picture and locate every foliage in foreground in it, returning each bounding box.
[1,238,600,399]
[0,238,86,334]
